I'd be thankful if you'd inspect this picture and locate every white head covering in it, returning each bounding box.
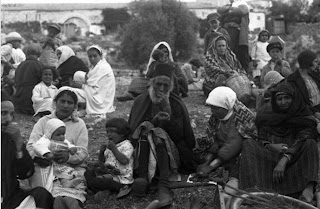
[73,71,86,84]
[206,86,237,121]
[56,45,75,68]
[263,71,284,88]
[145,41,174,75]
[5,32,23,43]
[87,45,103,55]
[44,118,65,139]
[1,44,13,62]
[232,0,249,8]
[53,86,79,122]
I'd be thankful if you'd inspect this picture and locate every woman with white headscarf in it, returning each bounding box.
[28,87,89,208]
[193,86,257,207]
[70,45,115,117]
[56,46,89,88]
[145,41,188,97]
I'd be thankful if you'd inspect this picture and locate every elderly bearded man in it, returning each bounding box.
[128,63,197,207]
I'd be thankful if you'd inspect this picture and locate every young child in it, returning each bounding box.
[146,49,166,77]
[260,42,292,85]
[251,30,271,79]
[181,59,204,91]
[33,118,84,189]
[203,13,230,54]
[32,66,58,120]
[85,118,134,201]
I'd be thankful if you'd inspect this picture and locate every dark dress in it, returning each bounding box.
[13,57,43,115]
[287,69,320,113]
[1,131,53,209]
[239,81,319,195]
[57,56,89,88]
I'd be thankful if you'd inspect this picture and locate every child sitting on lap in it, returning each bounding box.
[33,118,84,189]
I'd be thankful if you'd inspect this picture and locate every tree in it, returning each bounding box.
[308,0,320,22]
[101,8,131,33]
[120,0,199,68]
[269,0,310,23]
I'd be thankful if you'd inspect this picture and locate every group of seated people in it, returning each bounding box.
[2,24,320,209]
[2,45,320,209]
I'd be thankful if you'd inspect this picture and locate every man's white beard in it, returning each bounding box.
[148,86,172,115]
[148,86,170,105]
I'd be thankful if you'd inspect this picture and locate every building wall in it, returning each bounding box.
[1,9,103,25]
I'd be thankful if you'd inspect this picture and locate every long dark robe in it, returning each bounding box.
[1,132,34,208]
[13,57,43,115]
[57,56,89,88]
[128,91,196,173]
[287,69,320,113]
[240,81,319,195]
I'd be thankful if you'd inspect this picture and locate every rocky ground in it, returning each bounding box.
[16,78,218,209]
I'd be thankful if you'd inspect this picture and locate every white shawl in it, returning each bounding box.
[83,59,115,114]
[145,41,174,75]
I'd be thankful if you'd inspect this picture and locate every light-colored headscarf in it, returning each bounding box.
[145,41,174,75]
[56,45,75,68]
[206,86,237,121]
[1,44,13,62]
[232,0,249,8]
[44,118,65,139]
[87,45,103,57]
[263,71,284,88]
[53,86,79,122]
[73,71,86,84]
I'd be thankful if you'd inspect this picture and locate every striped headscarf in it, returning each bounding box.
[204,36,245,90]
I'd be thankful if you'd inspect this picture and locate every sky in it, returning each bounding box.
[1,0,194,4]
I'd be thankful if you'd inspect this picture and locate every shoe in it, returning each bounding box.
[157,186,172,208]
[117,185,132,199]
[145,200,160,209]
[94,190,110,202]
[132,177,148,197]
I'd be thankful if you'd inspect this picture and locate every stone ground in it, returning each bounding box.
[16,77,219,209]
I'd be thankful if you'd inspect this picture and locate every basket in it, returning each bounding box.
[226,72,251,105]
[229,192,317,209]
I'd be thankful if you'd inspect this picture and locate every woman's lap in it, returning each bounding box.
[240,138,318,194]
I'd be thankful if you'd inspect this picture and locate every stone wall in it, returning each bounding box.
[1,9,103,25]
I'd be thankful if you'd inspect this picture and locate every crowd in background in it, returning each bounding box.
[2,0,320,209]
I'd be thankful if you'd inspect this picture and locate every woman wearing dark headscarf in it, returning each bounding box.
[56,46,89,88]
[239,80,319,203]
[13,43,43,115]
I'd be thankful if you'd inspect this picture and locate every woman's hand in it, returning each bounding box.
[53,150,69,163]
[266,143,288,153]
[273,157,288,183]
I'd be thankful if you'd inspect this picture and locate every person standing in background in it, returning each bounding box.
[39,23,62,67]
[203,13,230,55]
[218,0,250,73]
